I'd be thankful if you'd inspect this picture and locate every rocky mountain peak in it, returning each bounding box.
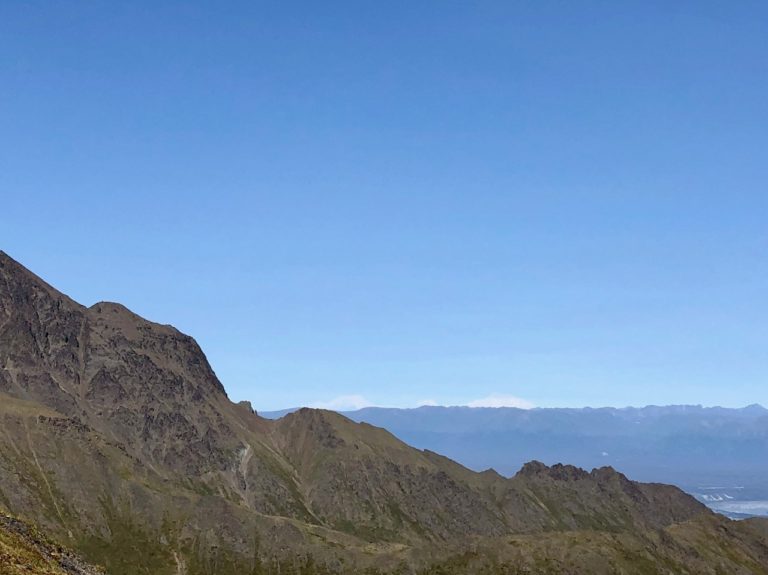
[0,251,231,473]
[516,460,590,481]
[0,251,80,309]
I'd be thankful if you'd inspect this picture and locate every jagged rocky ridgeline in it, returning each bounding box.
[1,250,767,574]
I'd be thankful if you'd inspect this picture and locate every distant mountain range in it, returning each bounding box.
[2,250,768,574]
[261,404,768,515]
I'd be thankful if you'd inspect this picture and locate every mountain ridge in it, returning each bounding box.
[261,403,768,419]
[256,404,768,500]
[1,251,767,574]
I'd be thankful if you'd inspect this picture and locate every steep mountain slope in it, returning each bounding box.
[1,251,767,574]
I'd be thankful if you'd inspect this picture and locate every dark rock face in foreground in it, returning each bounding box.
[1,251,767,574]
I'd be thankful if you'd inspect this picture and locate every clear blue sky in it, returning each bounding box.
[2,1,767,410]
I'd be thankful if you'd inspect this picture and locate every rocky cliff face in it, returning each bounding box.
[1,251,767,575]
[0,253,234,475]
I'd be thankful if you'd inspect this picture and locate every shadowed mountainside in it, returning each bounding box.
[1,251,767,574]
